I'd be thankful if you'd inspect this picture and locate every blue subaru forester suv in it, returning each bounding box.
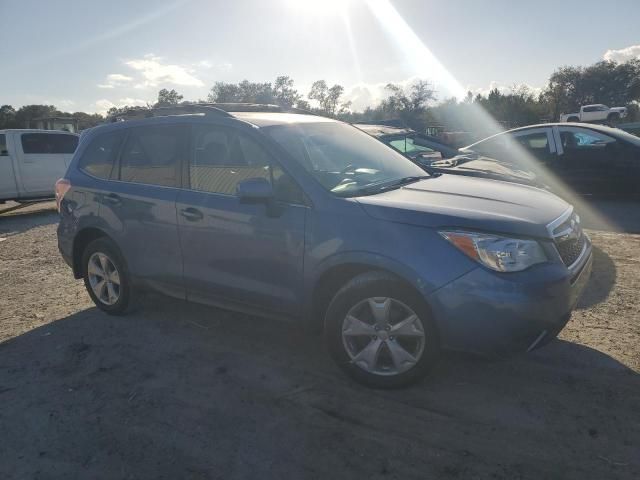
[56,104,592,387]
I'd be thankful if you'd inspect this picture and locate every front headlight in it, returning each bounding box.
[439,231,547,272]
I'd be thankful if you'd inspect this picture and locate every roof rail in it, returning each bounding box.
[106,104,232,123]
[201,103,318,116]
[106,102,320,123]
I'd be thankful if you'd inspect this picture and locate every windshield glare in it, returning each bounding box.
[266,122,426,197]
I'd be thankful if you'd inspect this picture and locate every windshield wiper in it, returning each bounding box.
[356,175,431,196]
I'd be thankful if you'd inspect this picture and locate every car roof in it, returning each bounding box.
[0,129,78,135]
[506,122,625,136]
[464,122,636,150]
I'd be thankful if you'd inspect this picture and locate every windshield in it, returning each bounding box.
[266,122,427,197]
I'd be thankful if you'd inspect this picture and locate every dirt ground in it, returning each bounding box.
[1,201,639,479]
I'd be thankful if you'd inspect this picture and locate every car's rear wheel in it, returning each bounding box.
[82,238,132,315]
[325,272,440,388]
[607,113,620,126]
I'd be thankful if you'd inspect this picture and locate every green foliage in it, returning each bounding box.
[308,80,351,116]
[542,60,640,121]
[155,88,184,107]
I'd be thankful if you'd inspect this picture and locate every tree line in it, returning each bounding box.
[1,58,638,134]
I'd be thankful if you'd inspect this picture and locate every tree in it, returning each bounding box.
[0,105,17,129]
[308,80,347,116]
[379,80,436,131]
[207,80,275,104]
[273,76,301,108]
[155,88,183,107]
[13,105,58,128]
[542,60,640,121]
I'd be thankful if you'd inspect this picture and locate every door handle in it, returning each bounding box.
[180,207,203,221]
[104,193,121,206]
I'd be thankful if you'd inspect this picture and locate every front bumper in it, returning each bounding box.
[427,246,593,356]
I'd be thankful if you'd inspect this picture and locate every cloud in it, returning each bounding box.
[195,60,232,71]
[93,97,148,115]
[125,54,204,88]
[604,44,640,63]
[97,73,134,89]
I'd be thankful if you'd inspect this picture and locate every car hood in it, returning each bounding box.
[355,174,569,238]
[428,155,546,188]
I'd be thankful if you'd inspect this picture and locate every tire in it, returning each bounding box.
[324,271,440,388]
[607,113,620,126]
[82,237,133,315]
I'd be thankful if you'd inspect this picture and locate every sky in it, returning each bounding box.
[1,0,639,114]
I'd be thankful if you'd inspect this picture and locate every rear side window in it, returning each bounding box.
[78,131,124,179]
[119,125,188,187]
[21,133,78,154]
[0,134,7,156]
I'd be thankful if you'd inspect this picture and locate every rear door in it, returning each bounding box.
[0,133,18,200]
[556,126,618,194]
[100,123,188,297]
[176,122,307,316]
[16,132,78,195]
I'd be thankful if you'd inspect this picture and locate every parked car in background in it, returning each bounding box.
[57,104,592,388]
[354,124,464,162]
[456,123,640,196]
[0,129,79,203]
[560,104,627,124]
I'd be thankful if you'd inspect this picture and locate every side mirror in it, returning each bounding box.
[236,177,274,203]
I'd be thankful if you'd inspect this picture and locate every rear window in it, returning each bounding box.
[78,130,124,179]
[118,124,188,187]
[21,133,79,154]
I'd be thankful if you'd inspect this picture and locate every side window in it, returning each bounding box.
[119,125,187,187]
[190,125,271,195]
[190,125,305,203]
[514,132,550,152]
[560,129,615,150]
[470,134,509,157]
[582,106,597,113]
[21,133,78,154]
[78,131,124,179]
[0,134,7,156]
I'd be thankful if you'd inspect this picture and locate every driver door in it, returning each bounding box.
[176,122,308,317]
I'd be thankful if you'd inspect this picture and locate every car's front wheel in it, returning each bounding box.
[325,272,440,388]
[82,238,133,315]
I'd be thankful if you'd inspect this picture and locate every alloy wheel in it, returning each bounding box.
[341,297,426,376]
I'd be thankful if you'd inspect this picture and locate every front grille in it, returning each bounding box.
[556,233,586,267]
[549,209,587,267]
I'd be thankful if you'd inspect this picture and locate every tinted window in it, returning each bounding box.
[78,131,124,179]
[119,125,187,187]
[515,132,550,151]
[21,133,78,154]
[560,129,615,150]
[389,137,434,154]
[190,125,271,195]
[0,134,7,156]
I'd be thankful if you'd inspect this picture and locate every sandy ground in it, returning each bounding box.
[0,201,639,479]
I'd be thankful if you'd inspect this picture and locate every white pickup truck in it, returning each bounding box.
[560,104,627,124]
[0,130,79,203]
